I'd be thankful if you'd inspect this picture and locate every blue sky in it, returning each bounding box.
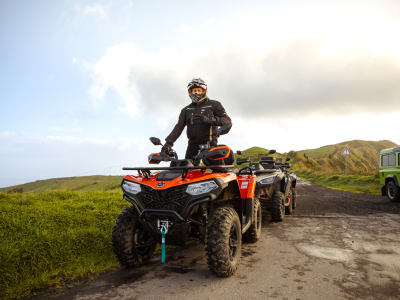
[1,0,400,187]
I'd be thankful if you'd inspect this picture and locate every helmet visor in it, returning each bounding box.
[187,79,207,91]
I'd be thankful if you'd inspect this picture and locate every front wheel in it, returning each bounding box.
[206,206,242,277]
[271,191,285,221]
[291,187,297,209]
[112,207,156,267]
[285,190,294,215]
[386,181,400,202]
[243,199,262,243]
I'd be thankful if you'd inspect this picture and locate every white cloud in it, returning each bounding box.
[79,4,107,18]
[179,24,192,34]
[81,2,400,121]
[224,112,400,153]
[0,131,16,138]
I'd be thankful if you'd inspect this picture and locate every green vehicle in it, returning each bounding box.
[379,146,400,202]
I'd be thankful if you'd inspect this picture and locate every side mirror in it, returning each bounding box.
[236,150,242,155]
[285,157,291,162]
[269,149,276,154]
[237,158,250,165]
[150,137,162,146]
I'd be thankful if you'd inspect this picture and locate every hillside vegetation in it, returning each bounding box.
[236,140,396,175]
[0,175,122,193]
[290,139,397,174]
[236,140,397,194]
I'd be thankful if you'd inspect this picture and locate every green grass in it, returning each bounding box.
[0,175,123,193]
[295,170,381,194]
[0,190,129,299]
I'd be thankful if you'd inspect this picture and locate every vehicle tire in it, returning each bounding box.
[386,181,400,202]
[285,190,293,215]
[243,199,262,243]
[271,191,285,222]
[112,206,156,267]
[291,188,297,209]
[206,206,242,277]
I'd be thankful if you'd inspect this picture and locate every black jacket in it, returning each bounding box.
[166,98,232,145]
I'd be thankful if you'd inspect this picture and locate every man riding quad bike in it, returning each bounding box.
[236,151,297,221]
[112,137,262,277]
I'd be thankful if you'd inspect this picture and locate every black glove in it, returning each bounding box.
[192,114,216,125]
[216,127,223,137]
[161,142,173,155]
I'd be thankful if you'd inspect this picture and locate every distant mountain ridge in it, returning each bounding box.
[236,139,397,175]
[1,140,397,192]
[290,139,397,174]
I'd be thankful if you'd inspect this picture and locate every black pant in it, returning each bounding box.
[185,143,200,160]
[185,140,218,161]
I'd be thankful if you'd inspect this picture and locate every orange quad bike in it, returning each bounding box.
[112,137,262,277]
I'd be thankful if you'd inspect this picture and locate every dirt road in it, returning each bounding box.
[37,181,400,300]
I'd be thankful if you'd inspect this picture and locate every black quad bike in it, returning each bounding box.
[236,151,297,221]
[112,138,262,277]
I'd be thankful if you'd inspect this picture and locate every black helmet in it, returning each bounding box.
[187,78,207,91]
[187,78,208,103]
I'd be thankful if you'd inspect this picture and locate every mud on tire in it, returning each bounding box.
[243,198,261,243]
[386,181,400,202]
[206,206,242,277]
[271,191,285,221]
[291,187,297,209]
[112,206,156,267]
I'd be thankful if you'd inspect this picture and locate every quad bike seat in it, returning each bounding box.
[157,159,194,181]
[260,157,280,169]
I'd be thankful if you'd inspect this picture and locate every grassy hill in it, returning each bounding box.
[236,140,397,175]
[236,140,397,194]
[0,175,123,193]
[291,140,397,174]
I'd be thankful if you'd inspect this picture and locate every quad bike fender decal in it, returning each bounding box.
[237,175,256,199]
[124,171,237,190]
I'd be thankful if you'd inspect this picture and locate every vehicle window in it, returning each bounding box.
[388,154,396,166]
[382,154,396,167]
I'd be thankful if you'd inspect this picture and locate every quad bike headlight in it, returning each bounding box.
[259,176,275,185]
[122,181,141,194]
[186,180,218,196]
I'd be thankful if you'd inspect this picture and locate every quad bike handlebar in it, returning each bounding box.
[237,166,254,175]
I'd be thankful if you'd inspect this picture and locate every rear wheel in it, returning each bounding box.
[206,206,242,277]
[112,207,156,267]
[386,181,400,202]
[271,191,285,221]
[243,199,262,243]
